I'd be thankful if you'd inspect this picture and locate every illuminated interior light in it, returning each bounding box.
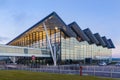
[55,27,58,30]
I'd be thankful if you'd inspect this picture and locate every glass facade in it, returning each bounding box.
[7,25,112,64]
[0,44,50,55]
[61,36,112,64]
[6,12,113,64]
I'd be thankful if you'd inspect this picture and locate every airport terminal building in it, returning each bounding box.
[0,12,115,65]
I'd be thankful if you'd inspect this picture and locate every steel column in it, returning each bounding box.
[43,22,56,66]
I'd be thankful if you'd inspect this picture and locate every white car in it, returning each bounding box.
[115,62,120,66]
[98,62,107,66]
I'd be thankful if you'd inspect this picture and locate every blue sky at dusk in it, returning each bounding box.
[0,0,120,57]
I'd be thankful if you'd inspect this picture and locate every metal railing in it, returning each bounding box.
[1,64,120,78]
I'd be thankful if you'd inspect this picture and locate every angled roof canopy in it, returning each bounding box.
[45,12,76,37]
[67,26,77,38]
[83,28,99,45]
[102,36,111,48]
[107,39,115,48]
[94,33,106,47]
[7,12,76,45]
[68,22,90,42]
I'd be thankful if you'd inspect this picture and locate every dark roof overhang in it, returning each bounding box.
[68,22,90,42]
[107,39,115,48]
[83,28,99,45]
[102,36,111,48]
[94,33,106,47]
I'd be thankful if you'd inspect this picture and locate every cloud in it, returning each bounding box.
[0,36,9,42]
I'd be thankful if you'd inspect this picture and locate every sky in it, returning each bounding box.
[0,0,120,58]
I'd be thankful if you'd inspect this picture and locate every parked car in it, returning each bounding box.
[98,62,107,66]
[115,62,120,66]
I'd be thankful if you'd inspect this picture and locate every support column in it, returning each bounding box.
[43,22,56,66]
[54,45,56,65]
[9,56,16,64]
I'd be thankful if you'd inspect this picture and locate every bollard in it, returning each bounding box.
[80,66,82,76]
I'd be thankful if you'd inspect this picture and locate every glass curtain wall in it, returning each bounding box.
[8,25,112,64]
[61,34,112,64]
